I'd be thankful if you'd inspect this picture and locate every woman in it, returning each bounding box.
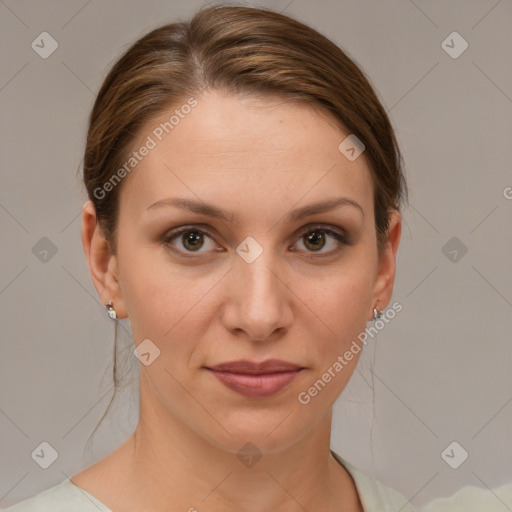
[4,4,415,511]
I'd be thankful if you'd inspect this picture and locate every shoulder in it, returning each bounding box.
[331,450,419,512]
[424,481,512,512]
[1,478,112,512]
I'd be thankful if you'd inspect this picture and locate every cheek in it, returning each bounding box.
[116,240,177,338]
[295,258,374,340]
[294,271,375,407]
[296,274,373,407]
[117,244,216,363]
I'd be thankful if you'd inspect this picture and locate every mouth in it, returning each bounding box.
[205,359,304,399]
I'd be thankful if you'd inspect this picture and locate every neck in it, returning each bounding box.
[103,379,362,512]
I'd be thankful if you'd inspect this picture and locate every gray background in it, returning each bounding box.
[1,0,511,509]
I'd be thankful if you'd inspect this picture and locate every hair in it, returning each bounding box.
[82,2,408,447]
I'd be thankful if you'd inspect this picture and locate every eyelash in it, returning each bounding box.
[161,224,350,258]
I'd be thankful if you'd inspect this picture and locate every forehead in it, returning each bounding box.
[119,90,374,223]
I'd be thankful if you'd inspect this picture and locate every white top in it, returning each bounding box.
[2,450,417,511]
[423,481,512,512]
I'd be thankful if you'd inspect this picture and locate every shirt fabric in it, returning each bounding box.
[423,481,512,512]
[2,449,417,511]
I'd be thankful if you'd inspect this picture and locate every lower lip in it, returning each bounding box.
[207,369,301,398]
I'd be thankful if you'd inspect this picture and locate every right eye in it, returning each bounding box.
[162,226,220,256]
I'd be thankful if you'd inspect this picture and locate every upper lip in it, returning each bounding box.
[207,359,303,374]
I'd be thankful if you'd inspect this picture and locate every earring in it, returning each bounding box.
[373,306,383,320]
[106,301,117,320]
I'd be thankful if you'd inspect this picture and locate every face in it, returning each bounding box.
[84,89,401,455]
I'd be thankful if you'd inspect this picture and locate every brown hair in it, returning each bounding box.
[82,3,408,445]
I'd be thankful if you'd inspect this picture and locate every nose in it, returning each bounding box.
[219,249,294,342]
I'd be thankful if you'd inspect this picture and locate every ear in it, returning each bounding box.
[368,209,402,321]
[81,200,127,319]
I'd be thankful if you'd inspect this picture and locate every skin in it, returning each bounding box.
[77,89,401,511]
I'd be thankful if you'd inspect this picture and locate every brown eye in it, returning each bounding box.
[162,224,348,258]
[293,226,348,255]
[181,230,205,251]
[303,230,327,251]
[163,227,217,254]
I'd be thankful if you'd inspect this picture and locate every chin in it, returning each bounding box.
[198,407,312,456]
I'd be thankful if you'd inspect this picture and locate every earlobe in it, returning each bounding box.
[369,210,402,320]
[81,200,126,318]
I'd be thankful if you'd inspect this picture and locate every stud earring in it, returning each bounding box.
[106,301,117,320]
[373,306,383,320]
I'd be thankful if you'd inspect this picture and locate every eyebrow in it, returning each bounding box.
[145,196,364,222]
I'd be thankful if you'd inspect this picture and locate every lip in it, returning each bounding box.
[206,359,304,399]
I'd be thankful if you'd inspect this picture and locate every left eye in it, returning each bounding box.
[293,226,347,254]
[162,225,347,256]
